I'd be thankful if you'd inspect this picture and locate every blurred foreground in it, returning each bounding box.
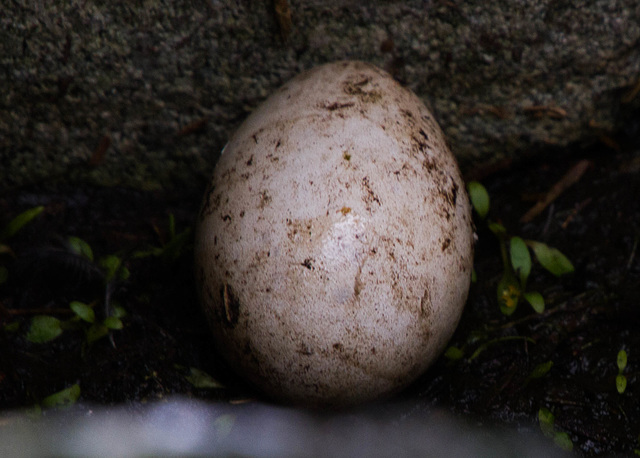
[0,397,566,457]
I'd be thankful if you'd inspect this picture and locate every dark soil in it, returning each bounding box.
[1,142,639,455]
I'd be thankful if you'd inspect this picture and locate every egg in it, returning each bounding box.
[195,61,474,408]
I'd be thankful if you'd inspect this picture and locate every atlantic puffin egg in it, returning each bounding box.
[195,61,474,408]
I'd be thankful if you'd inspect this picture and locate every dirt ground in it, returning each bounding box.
[1,132,639,454]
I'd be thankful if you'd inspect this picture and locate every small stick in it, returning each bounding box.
[561,197,592,229]
[520,159,591,223]
[627,236,638,270]
[273,0,292,42]
[523,105,567,119]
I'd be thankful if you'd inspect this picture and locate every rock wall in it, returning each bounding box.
[2,0,639,191]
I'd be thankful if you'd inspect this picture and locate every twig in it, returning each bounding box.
[461,104,512,119]
[229,397,256,405]
[273,0,292,42]
[176,117,208,137]
[520,159,592,223]
[541,203,554,236]
[522,105,567,119]
[627,235,639,270]
[561,197,592,229]
[622,79,640,104]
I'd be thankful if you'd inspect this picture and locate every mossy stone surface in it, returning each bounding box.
[2,1,639,191]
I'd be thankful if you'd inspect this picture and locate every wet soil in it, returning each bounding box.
[1,143,639,455]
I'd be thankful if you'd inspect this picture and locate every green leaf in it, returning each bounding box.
[497,272,520,315]
[471,268,477,283]
[530,360,553,379]
[100,255,129,282]
[0,265,7,285]
[617,350,628,371]
[538,407,555,438]
[444,346,464,361]
[553,432,573,451]
[70,301,95,323]
[67,236,94,261]
[27,316,63,343]
[616,374,627,394]
[467,181,490,219]
[86,323,109,343]
[0,206,44,241]
[111,304,127,319]
[185,367,225,389]
[42,384,80,409]
[100,255,120,281]
[524,291,545,314]
[161,228,192,262]
[510,236,532,285]
[528,241,574,277]
[488,222,507,238]
[103,316,123,330]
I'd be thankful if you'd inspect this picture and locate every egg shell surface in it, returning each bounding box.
[195,61,474,408]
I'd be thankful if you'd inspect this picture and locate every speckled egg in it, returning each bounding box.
[195,61,474,408]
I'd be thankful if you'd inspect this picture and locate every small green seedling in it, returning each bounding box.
[538,407,573,451]
[100,255,130,283]
[41,384,81,409]
[0,206,44,242]
[72,300,127,344]
[527,241,575,278]
[184,367,225,389]
[616,349,628,394]
[26,315,64,343]
[134,213,192,262]
[26,300,127,345]
[0,206,44,285]
[529,360,554,380]
[70,300,96,323]
[67,236,94,261]
[523,360,554,387]
[467,181,490,219]
[444,346,465,361]
[467,181,574,315]
[21,236,130,349]
[66,235,129,284]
